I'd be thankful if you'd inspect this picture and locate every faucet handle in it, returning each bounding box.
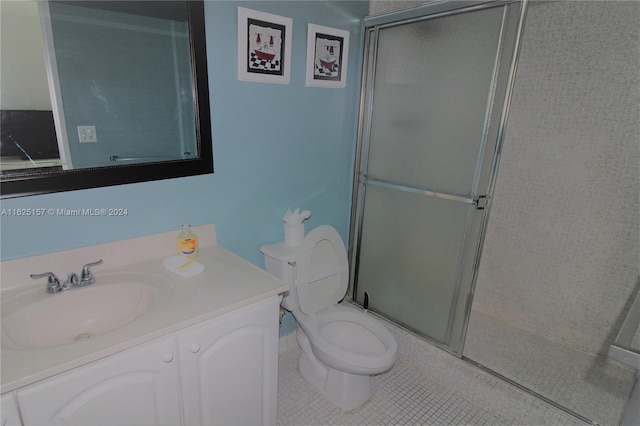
[31,272,64,294]
[80,259,103,285]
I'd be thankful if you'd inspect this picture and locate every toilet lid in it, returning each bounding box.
[295,225,348,316]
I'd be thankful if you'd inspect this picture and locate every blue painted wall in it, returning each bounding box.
[0,1,367,269]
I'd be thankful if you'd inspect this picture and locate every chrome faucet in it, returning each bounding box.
[31,259,103,294]
[66,272,79,287]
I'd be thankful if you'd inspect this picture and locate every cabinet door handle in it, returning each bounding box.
[189,342,201,353]
[162,352,174,363]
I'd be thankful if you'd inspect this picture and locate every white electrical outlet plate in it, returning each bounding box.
[77,125,97,143]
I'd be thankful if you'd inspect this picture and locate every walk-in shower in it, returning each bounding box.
[350,1,640,424]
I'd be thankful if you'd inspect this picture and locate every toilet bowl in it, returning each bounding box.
[261,225,397,411]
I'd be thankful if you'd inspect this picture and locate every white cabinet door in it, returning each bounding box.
[16,337,181,425]
[179,296,280,426]
[1,393,22,426]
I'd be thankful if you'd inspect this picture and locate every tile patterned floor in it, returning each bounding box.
[277,319,583,425]
[465,311,635,425]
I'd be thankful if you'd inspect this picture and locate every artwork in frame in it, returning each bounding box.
[237,7,292,84]
[305,24,349,89]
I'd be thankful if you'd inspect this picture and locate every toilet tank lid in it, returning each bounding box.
[260,241,300,262]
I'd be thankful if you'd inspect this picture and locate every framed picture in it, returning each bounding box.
[237,7,292,84]
[305,24,349,89]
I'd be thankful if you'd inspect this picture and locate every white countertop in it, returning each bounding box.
[1,225,287,393]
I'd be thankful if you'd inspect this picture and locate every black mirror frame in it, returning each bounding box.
[0,0,213,199]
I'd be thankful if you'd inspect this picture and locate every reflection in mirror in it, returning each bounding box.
[0,0,213,198]
[1,1,60,172]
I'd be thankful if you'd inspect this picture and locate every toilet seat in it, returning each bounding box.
[294,225,348,316]
[294,304,397,375]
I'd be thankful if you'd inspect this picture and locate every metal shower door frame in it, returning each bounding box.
[349,0,528,355]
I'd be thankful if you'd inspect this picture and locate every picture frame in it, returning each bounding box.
[237,7,292,85]
[305,23,349,89]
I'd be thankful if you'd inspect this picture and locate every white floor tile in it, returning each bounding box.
[277,322,583,425]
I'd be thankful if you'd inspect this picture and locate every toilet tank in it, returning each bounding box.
[260,242,300,311]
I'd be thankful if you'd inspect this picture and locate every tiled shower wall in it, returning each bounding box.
[472,0,640,356]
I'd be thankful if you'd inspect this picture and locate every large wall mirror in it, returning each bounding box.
[0,0,212,198]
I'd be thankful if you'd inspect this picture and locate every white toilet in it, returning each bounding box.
[261,225,397,411]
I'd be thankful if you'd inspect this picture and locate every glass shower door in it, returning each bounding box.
[351,1,526,353]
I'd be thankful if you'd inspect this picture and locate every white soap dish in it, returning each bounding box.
[163,255,204,278]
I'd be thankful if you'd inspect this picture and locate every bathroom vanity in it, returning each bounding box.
[0,225,287,426]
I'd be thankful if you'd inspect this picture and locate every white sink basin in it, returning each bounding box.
[1,272,170,350]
